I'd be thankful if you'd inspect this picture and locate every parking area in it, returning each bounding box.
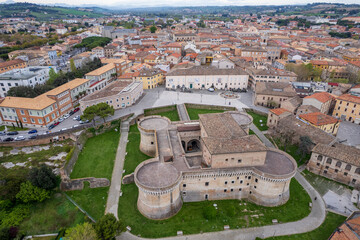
[336,121,360,147]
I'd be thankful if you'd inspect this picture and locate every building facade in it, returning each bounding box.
[254,82,297,108]
[332,94,360,124]
[132,112,297,220]
[85,63,117,94]
[0,59,27,74]
[166,66,249,90]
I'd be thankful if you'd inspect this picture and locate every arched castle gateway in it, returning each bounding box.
[134,111,297,220]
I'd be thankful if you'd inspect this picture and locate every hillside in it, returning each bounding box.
[0,3,106,20]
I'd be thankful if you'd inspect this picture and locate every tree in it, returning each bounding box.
[297,136,313,161]
[16,181,50,203]
[275,129,295,152]
[81,105,97,125]
[96,102,115,123]
[28,164,57,190]
[64,222,97,240]
[149,25,157,33]
[48,67,58,85]
[94,214,125,240]
[70,58,77,73]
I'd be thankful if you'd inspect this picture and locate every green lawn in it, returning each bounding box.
[246,110,268,131]
[249,129,256,135]
[0,125,29,131]
[186,108,225,120]
[144,106,180,121]
[302,169,353,195]
[66,184,109,221]
[263,212,346,240]
[70,129,120,179]
[273,138,310,166]
[123,124,151,174]
[20,193,86,235]
[118,179,311,238]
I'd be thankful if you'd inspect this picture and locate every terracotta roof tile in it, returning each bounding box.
[304,92,334,103]
[299,112,339,126]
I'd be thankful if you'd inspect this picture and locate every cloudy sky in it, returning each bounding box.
[2,0,360,8]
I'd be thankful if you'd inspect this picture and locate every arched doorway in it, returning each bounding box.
[187,139,201,152]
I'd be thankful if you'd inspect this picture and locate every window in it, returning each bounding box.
[317,163,320,166]
[238,159,242,163]
[352,179,357,184]
[22,117,27,122]
[255,178,258,183]
[324,170,328,174]
[231,189,233,192]
[205,182,209,186]
[20,110,25,115]
[248,176,251,180]
[231,181,235,184]
[344,172,348,176]
[346,164,352,171]
[335,169,338,173]
[239,188,242,191]
[336,161,341,167]
[224,189,227,192]
[240,180,243,184]
[38,119,42,124]
[183,184,186,188]
[247,183,249,186]
[355,168,360,174]
[225,181,228,185]
[30,118,35,123]
[326,158,332,164]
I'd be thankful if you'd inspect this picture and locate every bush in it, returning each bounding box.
[28,164,57,190]
[64,145,72,153]
[16,181,50,203]
[1,205,30,227]
[64,222,97,240]
[66,147,75,162]
[203,206,217,220]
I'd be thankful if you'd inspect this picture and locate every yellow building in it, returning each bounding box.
[299,112,340,135]
[136,69,163,89]
[332,94,360,124]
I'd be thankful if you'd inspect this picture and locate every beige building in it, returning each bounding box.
[132,111,297,220]
[248,67,297,90]
[85,63,117,94]
[303,92,334,114]
[332,93,360,124]
[166,66,249,90]
[299,112,340,135]
[255,82,297,108]
[79,80,143,112]
[307,143,360,188]
[267,108,292,128]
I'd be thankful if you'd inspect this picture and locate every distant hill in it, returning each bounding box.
[0,3,108,20]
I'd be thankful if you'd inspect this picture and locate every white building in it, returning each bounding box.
[166,66,249,90]
[0,66,56,97]
[85,63,116,93]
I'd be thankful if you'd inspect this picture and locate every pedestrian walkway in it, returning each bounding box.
[105,120,130,218]
[176,104,190,121]
[249,123,274,148]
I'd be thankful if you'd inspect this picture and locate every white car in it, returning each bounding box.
[63,114,70,119]
[58,117,64,122]
[61,128,67,131]
[208,88,215,92]
[15,136,25,141]
[73,125,79,128]
[73,116,80,121]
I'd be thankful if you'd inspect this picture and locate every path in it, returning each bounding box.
[176,104,190,121]
[105,120,130,218]
[117,124,327,240]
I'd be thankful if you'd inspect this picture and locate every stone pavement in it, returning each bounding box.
[116,124,327,240]
[105,120,130,218]
[177,104,190,121]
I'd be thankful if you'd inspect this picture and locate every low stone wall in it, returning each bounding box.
[244,108,268,116]
[122,173,134,184]
[185,103,236,111]
[60,177,110,191]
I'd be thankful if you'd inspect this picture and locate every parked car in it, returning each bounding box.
[63,114,70,119]
[73,116,80,121]
[68,110,75,115]
[58,118,64,122]
[73,107,80,113]
[208,88,215,92]
[79,120,89,124]
[61,128,67,131]
[73,125,79,128]
[7,131,18,136]
[54,122,60,126]
[3,137,14,142]
[0,131,6,136]
[48,124,55,130]
[28,134,38,139]
[28,129,38,134]
[15,136,25,141]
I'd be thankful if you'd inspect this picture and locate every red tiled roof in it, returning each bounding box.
[299,112,339,126]
[270,108,290,116]
[337,94,360,104]
[304,92,333,103]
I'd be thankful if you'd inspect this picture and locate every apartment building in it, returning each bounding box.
[248,67,297,90]
[166,66,249,90]
[85,63,116,93]
[101,58,132,76]
[135,68,164,89]
[0,59,27,74]
[332,93,360,124]
[0,78,89,128]
[299,112,340,135]
[303,92,334,114]
[254,82,297,108]
[0,66,56,97]
[79,80,143,112]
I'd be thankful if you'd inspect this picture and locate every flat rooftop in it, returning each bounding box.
[136,161,180,188]
[255,151,295,176]
[139,117,170,131]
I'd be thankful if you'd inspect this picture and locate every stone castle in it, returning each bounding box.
[133,111,297,220]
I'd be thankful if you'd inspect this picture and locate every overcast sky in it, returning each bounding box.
[2,0,360,8]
